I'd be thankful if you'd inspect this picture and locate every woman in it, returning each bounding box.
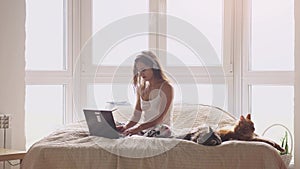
[117,51,173,137]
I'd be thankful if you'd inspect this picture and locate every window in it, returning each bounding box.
[242,0,295,163]
[251,0,294,71]
[25,0,73,149]
[25,0,66,70]
[250,85,294,138]
[165,0,229,110]
[166,0,223,66]
[87,84,135,109]
[79,0,231,114]
[81,0,295,164]
[25,85,65,148]
[92,0,149,66]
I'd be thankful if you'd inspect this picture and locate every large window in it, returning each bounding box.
[24,1,296,165]
[25,0,73,149]
[84,1,296,165]
[80,0,230,115]
[242,0,295,163]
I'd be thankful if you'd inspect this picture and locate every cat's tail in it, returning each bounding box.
[273,142,286,153]
[252,138,285,152]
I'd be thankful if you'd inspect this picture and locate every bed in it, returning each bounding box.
[21,104,287,169]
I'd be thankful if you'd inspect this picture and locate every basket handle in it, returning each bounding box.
[262,124,293,154]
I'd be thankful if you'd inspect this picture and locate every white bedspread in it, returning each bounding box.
[21,104,287,169]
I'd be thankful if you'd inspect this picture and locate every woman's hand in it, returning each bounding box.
[123,126,142,136]
[116,125,127,133]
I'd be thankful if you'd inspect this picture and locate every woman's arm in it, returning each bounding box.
[117,91,142,132]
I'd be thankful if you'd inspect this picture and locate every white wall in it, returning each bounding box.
[0,0,26,150]
[295,0,300,168]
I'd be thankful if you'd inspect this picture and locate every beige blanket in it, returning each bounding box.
[21,104,287,169]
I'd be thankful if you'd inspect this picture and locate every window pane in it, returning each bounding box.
[92,0,148,66]
[87,84,135,109]
[251,0,294,71]
[92,0,148,34]
[25,0,66,70]
[85,83,227,126]
[25,85,65,149]
[173,84,227,111]
[87,83,227,111]
[167,0,223,66]
[250,85,294,159]
[92,36,148,66]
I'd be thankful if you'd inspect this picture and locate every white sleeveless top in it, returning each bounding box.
[140,88,172,126]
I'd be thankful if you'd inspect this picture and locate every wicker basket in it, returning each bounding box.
[262,124,293,167]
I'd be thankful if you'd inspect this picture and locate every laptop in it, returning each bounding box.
[83,109,121,139]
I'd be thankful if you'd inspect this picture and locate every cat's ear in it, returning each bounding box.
[246,114,251,120]
[240,115,245,121]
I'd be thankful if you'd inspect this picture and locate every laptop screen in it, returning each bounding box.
[83,109,120,139]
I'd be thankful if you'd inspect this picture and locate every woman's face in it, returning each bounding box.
[135,61,153,81]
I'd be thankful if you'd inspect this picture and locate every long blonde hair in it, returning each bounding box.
[133,51,169,87]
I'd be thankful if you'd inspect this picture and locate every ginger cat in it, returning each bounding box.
[217,114,285,152]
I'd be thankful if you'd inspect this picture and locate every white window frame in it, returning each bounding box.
[239,0,295,166]
[25,0,79,124]
[239,0,294,115]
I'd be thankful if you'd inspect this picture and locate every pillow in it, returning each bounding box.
[113,103,237,130]
[172,103,236,129]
